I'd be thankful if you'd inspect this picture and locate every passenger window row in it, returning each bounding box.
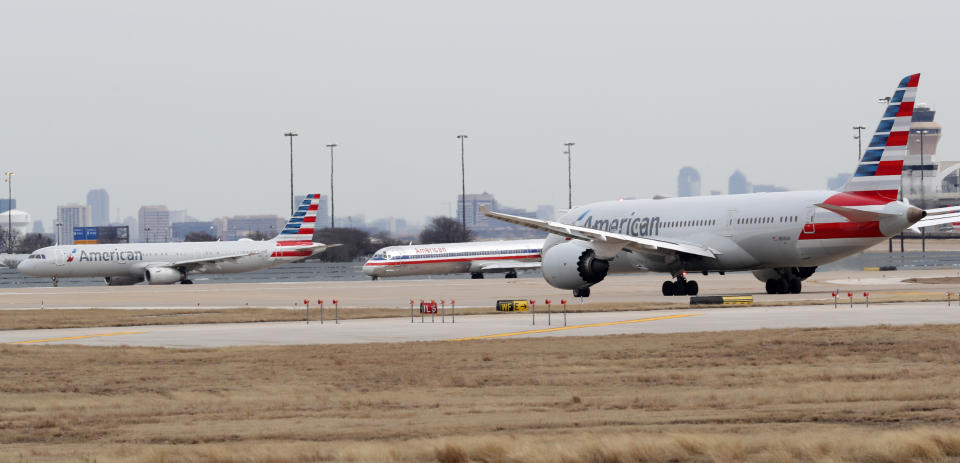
[662,219,716,228]
[737,216,799,225]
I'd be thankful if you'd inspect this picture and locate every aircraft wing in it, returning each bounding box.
[909,205,960,231]
[477,261,541,272]
[171,243,339,269]
[479,206,716,259]
[170,251,265,269]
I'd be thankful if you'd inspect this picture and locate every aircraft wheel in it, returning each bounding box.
[686,280,699,296]
[470,273,484,279]
[371,276,378,281]
[765,279,777,294]
[672,280,687,296]
[505,271,518,279]
[573,287,590,298]
[661,281,675,296]
[181,280,193,285]
[788,278,802,294]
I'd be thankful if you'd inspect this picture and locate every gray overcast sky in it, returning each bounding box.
[2,0,957,228]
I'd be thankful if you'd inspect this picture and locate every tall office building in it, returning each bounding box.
[677,167,701,197]
[138,205,171,243]
[728,170,751,194]
[86,189,110,226]
[57,203,91,245]
[456,192,497,228]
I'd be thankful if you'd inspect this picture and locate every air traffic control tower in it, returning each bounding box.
[900,103,942,209]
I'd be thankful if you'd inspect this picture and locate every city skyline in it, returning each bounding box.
[1,2,958,228]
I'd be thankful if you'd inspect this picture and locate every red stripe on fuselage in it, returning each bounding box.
[363,254,541,267]
[823,190,897,206]
[798,221,883,240]
[271,250,313,257]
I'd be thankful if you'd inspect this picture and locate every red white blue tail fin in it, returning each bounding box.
[273,193,321,243]
[840,74,919,204]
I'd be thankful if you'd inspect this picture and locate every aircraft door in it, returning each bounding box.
[802,206,817,235]
[724,209,736,237]
[55,249,66,266]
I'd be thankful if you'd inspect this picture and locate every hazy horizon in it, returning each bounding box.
[2,1,956,228]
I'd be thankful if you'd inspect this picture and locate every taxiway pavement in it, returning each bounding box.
[3,301,958,348]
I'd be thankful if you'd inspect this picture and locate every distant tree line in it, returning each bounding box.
[0,229,54,254]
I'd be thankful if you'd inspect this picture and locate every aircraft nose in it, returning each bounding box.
[361,262,374,276]
[16,259,31,273]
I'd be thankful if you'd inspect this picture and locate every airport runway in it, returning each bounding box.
[3,301,959,348]
[2,269,959,310]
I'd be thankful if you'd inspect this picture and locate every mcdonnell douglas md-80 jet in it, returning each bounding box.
[17,194,335,286]
[362,239,543,279]
[482,74,958,297]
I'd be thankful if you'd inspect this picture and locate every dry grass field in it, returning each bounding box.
[2,324,960,462]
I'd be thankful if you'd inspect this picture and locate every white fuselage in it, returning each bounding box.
[362,239,543,278]
[553,190,910,274]
[17,239,308,280]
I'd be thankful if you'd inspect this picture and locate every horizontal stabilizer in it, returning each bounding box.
[908,205,960,231]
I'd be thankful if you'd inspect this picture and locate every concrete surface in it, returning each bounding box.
[3,269,960,310]
[3,301,959,348]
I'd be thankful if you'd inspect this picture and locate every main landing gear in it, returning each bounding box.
[662,275,698,296]
[470,272,484,279]
[181,279,194,285]
[505,270,518,279]
[765,277,801,294]
[573,287,590,298]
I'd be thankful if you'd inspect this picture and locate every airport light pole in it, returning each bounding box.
[457,134,468,240]
[564,142,575,209]
[853,125,866,160]
[326,143,337,229]
[3,171,12,252]
[284,132,298,216]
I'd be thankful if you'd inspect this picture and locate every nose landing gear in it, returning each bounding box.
[662,274,698,296]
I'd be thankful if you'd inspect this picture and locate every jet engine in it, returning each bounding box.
[104,276,144,286]
[144,267,185,285]
[541,241,610,290]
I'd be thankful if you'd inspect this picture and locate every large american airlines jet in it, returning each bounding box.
[482,74,955,297]
[17,194,335,286]
[362,239,542,280]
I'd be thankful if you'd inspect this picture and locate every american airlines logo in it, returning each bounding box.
[580,215,661,237]
[75,250,145,263]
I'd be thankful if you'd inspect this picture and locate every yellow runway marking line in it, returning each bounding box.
[452,313,701,341]
[10,331,147,344]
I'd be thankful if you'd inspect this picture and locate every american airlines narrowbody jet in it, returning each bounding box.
[362,239,543,279]
[482,74,957,297]
[17,194,335,285]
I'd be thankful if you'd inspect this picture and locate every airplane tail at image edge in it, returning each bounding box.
[839,73,920,204]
